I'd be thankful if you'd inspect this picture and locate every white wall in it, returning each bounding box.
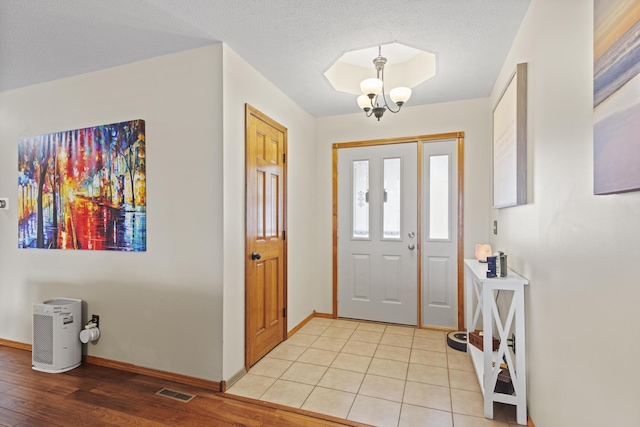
[314,98,492,314]
[0,45,226,380]
[489,1,640,425]
[0,42,320,384]
[221,45,317,380]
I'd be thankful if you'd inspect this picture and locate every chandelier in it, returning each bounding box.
[357,46,412,121]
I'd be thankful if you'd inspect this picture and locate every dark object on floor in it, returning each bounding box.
[446,331,467,352]
[495,367,515,394]
[469,330,500,352]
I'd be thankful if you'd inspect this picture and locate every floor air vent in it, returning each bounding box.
[155,388,195,403]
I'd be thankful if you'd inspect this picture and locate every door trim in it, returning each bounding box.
[332,132,465,329]
[456,135,465,330]
[244,104,288,371]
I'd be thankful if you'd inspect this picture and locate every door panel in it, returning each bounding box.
[382,255,401,302]
[246,105,287,368]
[338,143,418,325]
[426,256,449,304]
[422,139,458,328]
[353,255,371,299]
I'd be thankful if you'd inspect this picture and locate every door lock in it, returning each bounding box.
[408,231,415,238]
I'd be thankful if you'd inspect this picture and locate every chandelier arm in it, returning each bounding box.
[379,66,401,114]
[381,89,401,113]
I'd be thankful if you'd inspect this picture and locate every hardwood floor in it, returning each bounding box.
[0,346,370,426]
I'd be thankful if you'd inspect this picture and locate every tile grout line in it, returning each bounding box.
[287,321,329,411]
[246,320,491,425]
[345,324,380,423]
[299,322,325,411]
[395,335,416,427]
[447,348,455,425]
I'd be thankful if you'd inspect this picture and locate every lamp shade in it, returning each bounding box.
[475,244,492,262]
[389,87,412,105]
[360,78,383,96]
[357,95,372,110]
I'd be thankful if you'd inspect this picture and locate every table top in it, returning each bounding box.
[464,258,529,286]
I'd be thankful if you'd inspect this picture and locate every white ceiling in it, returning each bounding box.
[0,0,531,117]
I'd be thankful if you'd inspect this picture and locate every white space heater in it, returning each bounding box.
[32,298,82,373]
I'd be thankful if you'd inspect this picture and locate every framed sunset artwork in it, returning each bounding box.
[594,0,640,194]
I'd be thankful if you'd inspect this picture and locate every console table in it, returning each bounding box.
[464,259,529,425]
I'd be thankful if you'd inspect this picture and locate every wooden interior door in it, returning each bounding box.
[245,105,287,369]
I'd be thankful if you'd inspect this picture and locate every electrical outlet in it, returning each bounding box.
[507,333,516,354]
[90,314,100,329]
[0,198,8,210]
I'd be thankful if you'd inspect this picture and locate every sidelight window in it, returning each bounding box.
[429,155,449,240]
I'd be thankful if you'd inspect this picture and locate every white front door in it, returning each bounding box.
[422,139,458,328]
[337,143,418,325]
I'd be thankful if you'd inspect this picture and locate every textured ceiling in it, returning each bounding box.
[0,0,531,117]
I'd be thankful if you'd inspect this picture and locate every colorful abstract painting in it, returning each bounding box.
[594,0,640,194]
[18,120,146,251]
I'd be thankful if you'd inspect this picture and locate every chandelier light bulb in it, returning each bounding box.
[357,95,372,111]
[360,78,383,97]
[389,87,412,106]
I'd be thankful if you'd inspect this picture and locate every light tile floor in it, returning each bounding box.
[227,318,523,427]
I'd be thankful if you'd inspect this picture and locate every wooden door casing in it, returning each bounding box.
[245,105,287,369]
[332,132,465,330]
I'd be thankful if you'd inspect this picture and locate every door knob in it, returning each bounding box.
[251,252,261,260]
[408,244,416,250]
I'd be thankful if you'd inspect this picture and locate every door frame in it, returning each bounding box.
[332,132,465,330]
[244,104,288,371]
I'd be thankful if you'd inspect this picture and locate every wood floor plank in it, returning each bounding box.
[15,419,64,427]
[4,386,70,404]
[128,372,220,398]
[0,346,368,427]
[9,399,116,427]
[0,407,29,427]
[68,389,230,426]
[0,370,78,396]
[86,378,227,420]
[0,389,24,412]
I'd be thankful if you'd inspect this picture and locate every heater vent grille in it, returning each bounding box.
[33,314,53,365]
[156,388,195,403]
